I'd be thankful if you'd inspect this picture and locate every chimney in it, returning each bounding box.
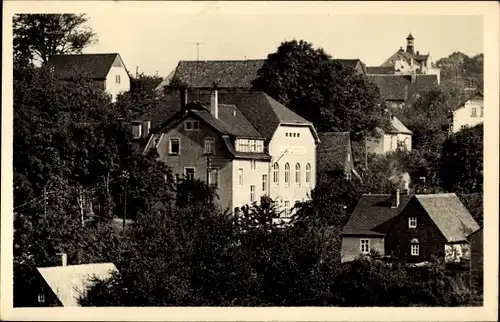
[180,88,187,112]
[210,89,219,119]
[142,120,151,138]
[56,253,67,266]
[411,73,416,83]
[416,50,420,55]
[391,189,400,208]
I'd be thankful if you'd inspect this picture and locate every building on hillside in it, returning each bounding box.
[156,58,367,93]
[28,254,118,307]
[340,191,480,263]
[366,116,412,154]
[449,91,484,134]
[136,90,320,218]
[369,33,441,84]
[47,53,131,103]
[468,227,483,291]
[317,132,360,180]
[367,74,439,109]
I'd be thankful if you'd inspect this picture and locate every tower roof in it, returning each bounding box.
[406,33,414,40]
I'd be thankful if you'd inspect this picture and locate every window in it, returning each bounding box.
[360,239,370,254]
[184,121,199,131]
[204,138,215,155]
[410,239,420,256]
[250,140,257,152]
[209,168,219,187]
[284,163,290,185]
[250,160,256,170]
[238,168,243,186]
[262,174,267,192]
[250,185,256,202]
[305,163,311,185]
[116,75,121,84]
[346,172,351,181]
[236,139,264,153]
[185,167,195,181]
[285,133,289,137]
[297,133,300,137]
[38,292,45,303]
[409,217,417,228]
[273,163,279,185]
[471,107,477,117]
[284,201,291,218]
[347,153,351,162]
[169,138,180,155]
[480,107,484,117]
[295,163,301,185]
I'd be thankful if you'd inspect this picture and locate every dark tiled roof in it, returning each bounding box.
[453,90,483,111]
[317,132,352,173]
[415,194,480,242]
[47,53,121,80]
[414,54,429,61]
[171,60,265,89]
[138,92,183,130]
[342,194,413,236]
[386,116,412,135]
[368,74,439,101]
[204,104,262,138]
[366,66,396,75]
[333,59,365,74]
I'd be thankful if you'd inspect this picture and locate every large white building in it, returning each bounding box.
[137,90,319,218]
[47,53,131,103]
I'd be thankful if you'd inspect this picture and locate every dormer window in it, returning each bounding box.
[235,139,264,153]
[185,121,199,131]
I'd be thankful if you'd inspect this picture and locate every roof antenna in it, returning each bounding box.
[187,42,206,101]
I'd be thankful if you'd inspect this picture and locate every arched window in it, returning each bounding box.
[284,163,290,185]
[273,163,279,185]
[295,163,301,185]
[410,238,419,256]
[305,163,311,185]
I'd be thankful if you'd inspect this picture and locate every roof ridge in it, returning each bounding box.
[179,59,265,63]
[415,193,457,198]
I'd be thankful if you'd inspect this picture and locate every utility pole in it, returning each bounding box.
[365,133,368,170]
[205,153,211,184]
[122,170,130,229]
[136,66,139,78]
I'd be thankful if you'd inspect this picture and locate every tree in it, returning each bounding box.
[440,124,483,193]
[252,39,390,135]
[13,14,97,65]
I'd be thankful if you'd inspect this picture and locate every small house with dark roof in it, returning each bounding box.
[377,33,441,84]
[332,59,366,75]
[341,191,480,263]
[366,116,413,155]
[449,91,484,134]
[137,89,319,216]
[317,132,360,180]
[367,74,439,109]
[46,53,130,103]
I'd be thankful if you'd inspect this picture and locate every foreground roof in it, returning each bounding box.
[37,263,118,306]
[317,132,352,173]
[342,194,413,236]
[415,194,480,242]
[386,116,413,135]
[47,53,123,80]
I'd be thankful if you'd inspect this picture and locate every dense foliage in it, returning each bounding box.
[251,40,391,135]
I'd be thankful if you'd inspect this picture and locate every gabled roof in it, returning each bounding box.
[386,116,413,135]
[47,53,124,80]
[138,92,184,130]
[333,59,366,74]
[368,74,439,102]
[415,194,480,242]
[166,60,265,89]
[366,66,396,75]
[342,194,413,236]
[37,263,118,306]
[317,132,352,173]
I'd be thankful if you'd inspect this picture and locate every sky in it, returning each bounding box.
[78,4,484,77]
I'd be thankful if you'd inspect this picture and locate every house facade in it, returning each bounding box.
[341,191,480,263]
[139,90,319,217]
[469,227,483,291]
[47,53,131,103]
[366,116,413,154]
[450,91,484,133]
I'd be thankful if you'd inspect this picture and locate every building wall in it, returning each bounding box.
[104,56,131,103]
[397,133,412,151]
[384,198,447,262]
[341,236,385,263]
[469,228,483,291]
[232,159,270,211]
[367,133,412,155]
[156,116,234,211]
[267,124,316,217]
[452,98,484,133]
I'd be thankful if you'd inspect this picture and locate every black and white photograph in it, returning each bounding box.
[2,1,498,321]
